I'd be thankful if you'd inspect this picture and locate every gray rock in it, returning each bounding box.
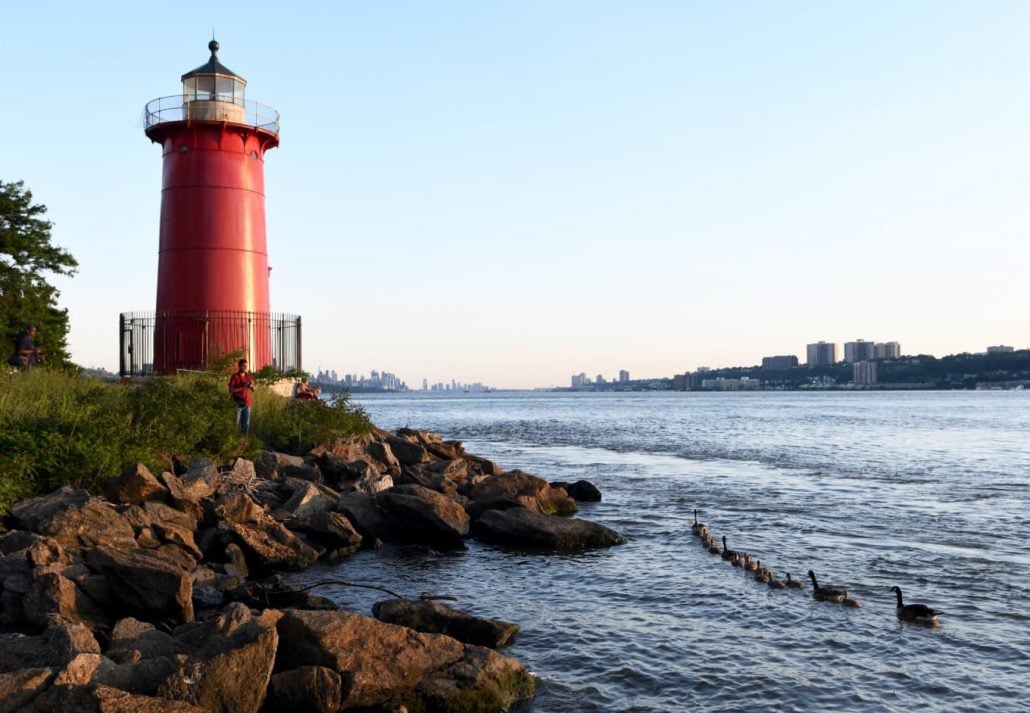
[467,470,577,517]
[385,435,429,466]
[372,598,519,648]
[102,464,169,505]
[275,609,534,711]
[551,479,603,502]
[85,548,194,626]
[264,666,342,713]
[7,488,137,552]
[374,485,469,546]
[158,604,279,713]
[471,507,623,550]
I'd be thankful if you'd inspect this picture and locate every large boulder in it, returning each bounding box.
[279,481,336,520]
[0,622,100,674]
[352,466,394,497]
[256,451,308,481]
[464,454,502,477]
[264,666,342,713]
[7,488,137,552]
[364,441,401,473]
[334,492,391,546]
[384,435,429,466]
[22,572,82,628]
[151,524,202,561]
[427,459,473,486]
[274,609,534,711]
[19,683,208,712]
[157,604,279,713]
[471,507,623,550]
[308,434,378,463]
[85,548,194,626]
[212,492,265,526]
[221,519,321,573]
[374,485,469,546]
[157,472,207,523]
[102,464,169,505]
[290,511,362,556]
[142,502,198,533]
[372,598,519,648]
[551,479,603,502]
[106,618,189,664]
[467,471,577,517]
[0,667,55,713]
[425,440,462,461]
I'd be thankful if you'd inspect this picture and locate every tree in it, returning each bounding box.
[0,180,78,365]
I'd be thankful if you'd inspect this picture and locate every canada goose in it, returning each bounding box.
[891,586,940,625]
[708,540,721,555]
[842,590,862,608]
[744,554,759,572]
[785,573,805,589]
[721,537,738,561]
[731,553,743,567]
[692,509,707,536]
[754,563,770,583]
[808,570,846,603]
[767,572,786,589]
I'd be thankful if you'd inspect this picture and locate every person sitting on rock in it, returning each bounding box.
[295,377,320,401]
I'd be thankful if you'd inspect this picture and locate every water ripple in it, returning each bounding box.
[290,391,1030,712]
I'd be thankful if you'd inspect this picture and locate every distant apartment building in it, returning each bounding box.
[672,369,711,390]
[853,360,877,385]
[571,373,589,388]
[619,369,630,383]
[596,374,605,385]
[987,345,1015,354]
[762,355,799,371]
[874,341,901,359]
[844,340,876,363]
[806,341,838,366]
[701,376,761,391]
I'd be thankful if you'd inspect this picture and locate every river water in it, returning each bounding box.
[289,391,1030,712]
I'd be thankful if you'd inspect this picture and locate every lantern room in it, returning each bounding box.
[180,40,247,123]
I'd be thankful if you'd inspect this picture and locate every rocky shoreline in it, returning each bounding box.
[0,428,622,712]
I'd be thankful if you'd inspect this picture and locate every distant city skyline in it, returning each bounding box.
[4,3,1029,389]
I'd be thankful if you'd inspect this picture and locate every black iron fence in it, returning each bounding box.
[119,310,301,377]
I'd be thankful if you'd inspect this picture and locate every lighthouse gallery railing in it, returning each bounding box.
[143,96,280,135]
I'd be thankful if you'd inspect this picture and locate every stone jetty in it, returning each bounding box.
[0,428,621,712]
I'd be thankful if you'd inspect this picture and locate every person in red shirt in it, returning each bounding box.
[228,358,256,435]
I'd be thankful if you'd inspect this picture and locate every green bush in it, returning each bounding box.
[250,389,373,454]
[0,368,375,517]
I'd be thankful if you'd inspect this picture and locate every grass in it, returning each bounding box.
[0,367,374,517]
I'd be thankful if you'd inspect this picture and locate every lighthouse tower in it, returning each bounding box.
[140,40,284,373]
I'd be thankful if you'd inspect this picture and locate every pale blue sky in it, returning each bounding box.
[3,1,1028,388]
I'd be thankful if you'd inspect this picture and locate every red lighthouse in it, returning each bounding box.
[126,40,299,374]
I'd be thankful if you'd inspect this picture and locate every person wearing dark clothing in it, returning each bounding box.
[228,358,256,435]
[8,324,43,368]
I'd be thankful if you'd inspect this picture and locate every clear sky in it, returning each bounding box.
[3,1,1028,388]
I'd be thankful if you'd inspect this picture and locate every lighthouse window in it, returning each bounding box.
[216,76,243,105]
